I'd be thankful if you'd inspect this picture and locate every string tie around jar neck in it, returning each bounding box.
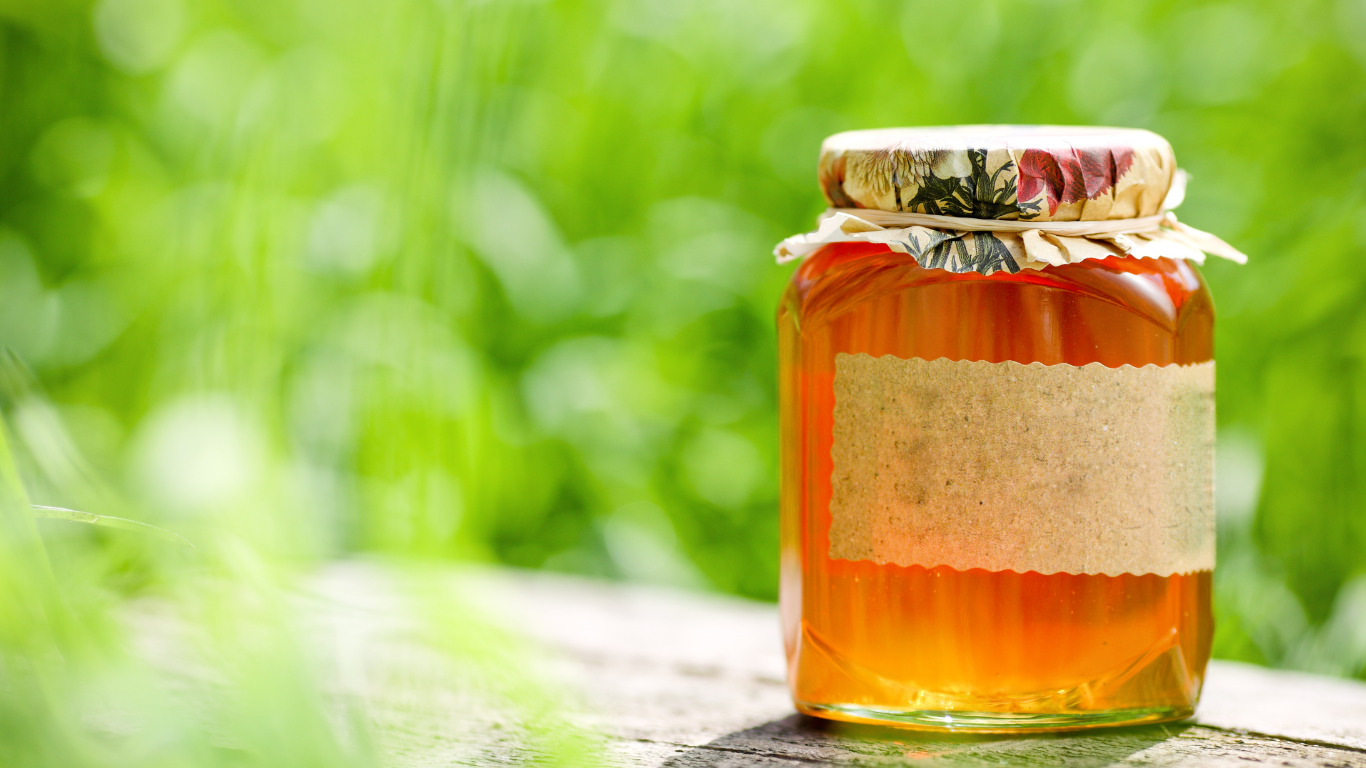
[809,208,1248,266]
[778,207,1248,270]
[820,208,1170,237]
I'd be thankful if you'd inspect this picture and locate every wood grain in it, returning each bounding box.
[269,564,1366,766]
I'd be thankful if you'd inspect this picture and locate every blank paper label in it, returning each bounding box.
[829,354,1215,577]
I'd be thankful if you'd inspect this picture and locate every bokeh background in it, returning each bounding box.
[0,1,1364,757]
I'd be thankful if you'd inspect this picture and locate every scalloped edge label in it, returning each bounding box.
[829,354,1214,576]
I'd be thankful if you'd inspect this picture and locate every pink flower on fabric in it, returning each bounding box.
[1017,142,1135,216]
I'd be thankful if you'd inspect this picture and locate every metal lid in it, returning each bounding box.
[818,125,1176,222]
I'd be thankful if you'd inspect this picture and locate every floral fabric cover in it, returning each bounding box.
[818,125,1175,222]
[778,125,1246,275]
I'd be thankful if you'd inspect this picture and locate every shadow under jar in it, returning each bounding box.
[775,126,1244,732]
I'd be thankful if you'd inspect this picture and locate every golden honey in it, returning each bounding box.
[778,242,1215,730]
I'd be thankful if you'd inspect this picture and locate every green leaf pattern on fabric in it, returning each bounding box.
[900,149,1041,222]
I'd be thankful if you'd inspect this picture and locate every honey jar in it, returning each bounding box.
[775,126,1246,731]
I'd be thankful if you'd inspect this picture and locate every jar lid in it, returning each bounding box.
[818,126,1176,222]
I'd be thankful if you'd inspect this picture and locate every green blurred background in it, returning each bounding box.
[1,0,1364,693]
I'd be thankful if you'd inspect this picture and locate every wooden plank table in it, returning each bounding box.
[297,563,1366,767]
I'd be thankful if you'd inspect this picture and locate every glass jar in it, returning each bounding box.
[776,126,1242,732]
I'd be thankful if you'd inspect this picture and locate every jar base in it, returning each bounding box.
[794,700,1194,733]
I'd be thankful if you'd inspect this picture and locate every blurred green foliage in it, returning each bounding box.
[0,4,1361,752]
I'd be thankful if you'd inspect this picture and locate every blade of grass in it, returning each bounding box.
[30,505,195,549]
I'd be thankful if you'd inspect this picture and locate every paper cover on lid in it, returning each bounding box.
[818,126,1176,222]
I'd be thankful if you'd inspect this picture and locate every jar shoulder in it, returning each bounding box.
[780,242,1213,336]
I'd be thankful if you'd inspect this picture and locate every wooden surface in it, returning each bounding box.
[293,563,1366,767]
